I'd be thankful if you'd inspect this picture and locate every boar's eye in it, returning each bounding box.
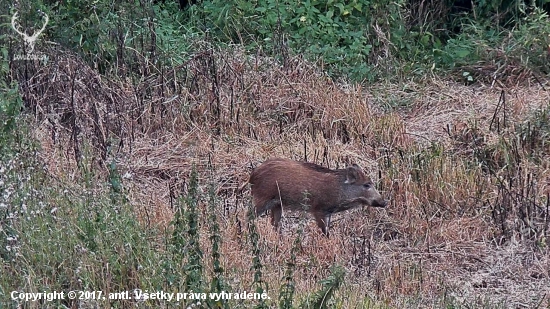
[363,183,371,189]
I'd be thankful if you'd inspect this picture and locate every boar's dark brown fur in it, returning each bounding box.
[246,158,387,237]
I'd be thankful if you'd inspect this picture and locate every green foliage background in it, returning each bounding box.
[4,0,549,82]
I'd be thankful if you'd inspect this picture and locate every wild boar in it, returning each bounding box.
[245,158,387,237]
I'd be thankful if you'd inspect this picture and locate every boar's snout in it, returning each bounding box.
[372,198,388,208]
[361,188,388,208]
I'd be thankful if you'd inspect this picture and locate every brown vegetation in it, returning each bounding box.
[16,45,550,307]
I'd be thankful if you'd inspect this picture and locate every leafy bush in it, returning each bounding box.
[0,45,22,138]
[430,4,550,83]
[192,0,409,81]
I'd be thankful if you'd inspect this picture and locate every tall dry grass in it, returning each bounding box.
[13,43,550,307]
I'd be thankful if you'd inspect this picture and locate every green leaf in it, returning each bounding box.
[455,49,471,58]
[335,3,345,14]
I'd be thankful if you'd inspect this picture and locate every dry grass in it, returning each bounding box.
[18,45,550,308]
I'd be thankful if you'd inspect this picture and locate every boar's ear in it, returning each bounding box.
[345,164,362,184]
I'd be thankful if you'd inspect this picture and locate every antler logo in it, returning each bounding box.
[11,11,49,53]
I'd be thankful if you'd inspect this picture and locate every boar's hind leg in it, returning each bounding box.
[313,212,331,237]
[255,199,280,216]
[256,199,283,230]
[270,204,282,231]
